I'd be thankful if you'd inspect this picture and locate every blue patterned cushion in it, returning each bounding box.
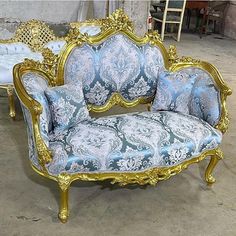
[64,34,165,106]
[178,67,221,126]
[152,71,196,114]
[45,82,90,132]
[47,111,221,176]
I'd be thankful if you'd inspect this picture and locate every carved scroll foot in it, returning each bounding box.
[205,149,223,185]
[58,173,71,223]
[7,85,16,119]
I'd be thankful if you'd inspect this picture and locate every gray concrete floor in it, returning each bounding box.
[0,33,236,236]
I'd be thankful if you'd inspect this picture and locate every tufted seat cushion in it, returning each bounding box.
[47,111,222,176]
[0,53,43,84]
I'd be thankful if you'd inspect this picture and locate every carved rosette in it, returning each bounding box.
[168,45,201,66]
[41,48,59,85]
[21,48,58,86]
[215,112,230,134]
[168,45,179,65]
[146,30,162,45]
[105,8,134,32]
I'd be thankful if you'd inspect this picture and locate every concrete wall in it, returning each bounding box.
[224,1,236,39]
[124,0,150,36]
[0,1,81,23]
[0,1,150,38]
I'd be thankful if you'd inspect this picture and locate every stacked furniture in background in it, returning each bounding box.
[13,9,231,223]
[152,0,187,41]
[0,20,66,118]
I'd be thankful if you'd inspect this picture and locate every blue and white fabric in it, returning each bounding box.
[64,34,165,106]
[152,71,196,114]
[21,105,41,170]
[22,73,52,146]
[47,111,221,176]
[178,67,221,126]
[45,81,90,132]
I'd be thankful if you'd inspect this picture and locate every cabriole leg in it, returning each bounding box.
[58,173,71,223]
[58,187,69,223]
[205,149,223,185]
[7,85,16,119]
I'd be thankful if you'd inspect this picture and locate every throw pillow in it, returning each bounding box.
[151,71,196,114]
[45,81,89,131]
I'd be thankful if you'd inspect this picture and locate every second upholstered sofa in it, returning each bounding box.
[13,10,231,223]
[0,19,66,118]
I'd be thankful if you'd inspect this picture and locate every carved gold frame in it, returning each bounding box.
[13,9,231,223]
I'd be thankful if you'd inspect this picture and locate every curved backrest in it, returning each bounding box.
[61,32,169,109]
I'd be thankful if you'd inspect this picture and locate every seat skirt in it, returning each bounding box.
[47,111,222,176]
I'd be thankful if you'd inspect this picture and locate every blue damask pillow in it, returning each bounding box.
[151,71,196,114]
[45,82,90,132]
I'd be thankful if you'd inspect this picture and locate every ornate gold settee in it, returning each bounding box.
[13,10,231,223]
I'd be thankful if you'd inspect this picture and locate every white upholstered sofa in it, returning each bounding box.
[13,10,231,223]
[0,20,67,118]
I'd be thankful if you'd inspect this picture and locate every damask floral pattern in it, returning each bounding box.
[174,67,221,126]
[152,71,196,114]
[64,33,165,105]
[45,82,90,132]
[21,105,41,170]
[47,111,221,176]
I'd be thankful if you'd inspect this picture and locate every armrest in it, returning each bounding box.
[21,72,52,145]
[189,68,221,126]
[13,63,53,170]
[171,63,232,133]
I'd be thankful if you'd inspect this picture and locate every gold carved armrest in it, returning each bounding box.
[168,45,232,133]
[13,50,58,172]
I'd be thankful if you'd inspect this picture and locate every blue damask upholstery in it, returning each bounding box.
[178,67,221,126]
[64,34,165,106]
[152,71,196,114]
[21,105,42,170]
[22,73,51,144]
[47,111,221,176]
[45,82,90,132]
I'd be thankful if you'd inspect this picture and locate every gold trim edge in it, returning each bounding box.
[31,148,223,187]
[13,9,231,172]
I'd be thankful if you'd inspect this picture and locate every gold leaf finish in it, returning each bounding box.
[58,173,72,192]
[0,19,58,52]
[168,45,179,64]
[13,10,232,223]
[107,8,134,32]
[31,148,223,187]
